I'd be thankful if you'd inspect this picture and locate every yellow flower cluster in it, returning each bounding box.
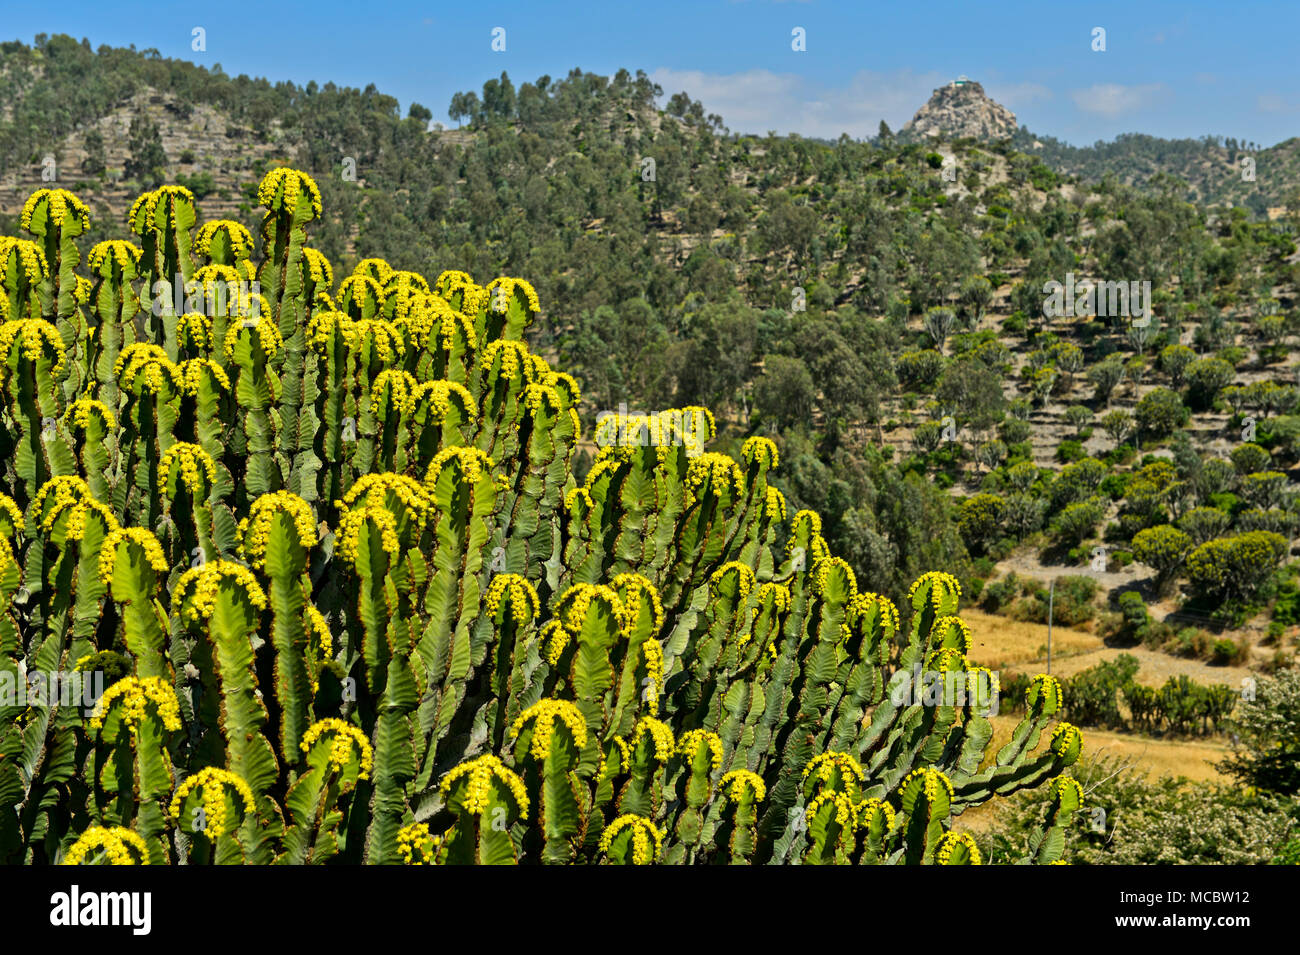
[96,527,169,586]
[856,797,895,833]
[677,729,723,772]
[640,638,664,712]
[62,398,115,433]
[935,831,982,865]
[610,573,665,634]
[370,369,419,417]
[559,583,630,635]
[740,436,780,470]
[223,313,283,363]
[424,295,477,352]
[719,769,766,803]
[485,574,540,623]
[899,766,955,803]
[341,473,430,519]
[0,318,66,375]
[813,556,858,599]
[0,236,50,285]
[74,275,91,304]
[0,493,21,536]
[306,604,333,661]
[565,486,595,513]
[510,698,588,760]
[334,505,401,568]
[684,452,745,505]
[346,317,405,364]
[928,615,973,654]
[541,620,570,666]
[132,185,196,235]
[486,277,541,314]
[87,239,143,274]
[89,676,182,733]
[237,491,319,568]
[849,592,900,636]
[413,380,474,422]
[1049,775,1085,809]
[115,343,180,395]
[301,247,334,288]
[906,571,962,607]
[598,815,663,864]
[425,446,494,490]
[764,487,787,522]
[546,371,581,405]
[159,442,217,497]
[194,219,254,259]
[710,561,756,599]
[434,269,475,294]
[807,791,857,830]
[752,583,789,620]
[396,822,440,864]
[172,561,268,621]
[169,767,257,838]
[632,716,675,762]
[21,188,91,233]
[36,476,118,541]
[176,311,213,351]
[1049,722,1083,761]
[302,718,374,779]
[257,167,323,219]
[439,754,528,816]
[479,339,533,382]
[522,382,563,418]
[1028,674,1064,716]
[803,752,867,789]
[353,258,395,285]
[306,310,354,354]
[62,826,150,866]
[178,358,231,396]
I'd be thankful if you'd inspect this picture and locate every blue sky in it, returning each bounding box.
[8,0,1300,146]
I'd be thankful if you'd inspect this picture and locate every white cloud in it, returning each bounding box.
[1070,83,1167,117]
[648,67,948,138]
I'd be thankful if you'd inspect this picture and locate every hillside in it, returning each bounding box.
[4,35,1300,668]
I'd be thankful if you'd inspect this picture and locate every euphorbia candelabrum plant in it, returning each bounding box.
[0,177,1084,865]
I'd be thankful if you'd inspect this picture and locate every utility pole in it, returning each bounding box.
[1046,577,1055,675]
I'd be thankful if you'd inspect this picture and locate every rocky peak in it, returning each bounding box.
[901,78,1018,142]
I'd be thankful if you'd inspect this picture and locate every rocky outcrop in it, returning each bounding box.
[901,79,1018,142]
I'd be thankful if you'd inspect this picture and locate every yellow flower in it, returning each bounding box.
[396,822,440,865]
[598,815,663,864]
[159,442,218,499]
[97,527,169,587]
[89,676,182,733]
[62,398,116,433]
[484,574,540,623]
[257,167,323,219]
[677,729,723,772]
[719,769,766,803]
[171,561,268,621]
[21,188,91,234]
[510,699,588,761]
[439,754,528,817]
[631,716,674,762]
[169,767,257,838]
[194,220,254,259]
[334,505,401,568]
[0,318,66,376]
[237,491,318,569]
[62,826,150,866]
[425,446,494,492]
[301,718,375,779]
